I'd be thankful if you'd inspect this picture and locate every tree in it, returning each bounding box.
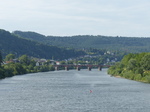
[127,59,137,71]
[0,67,5,79]
[108,52,150,83]
[60,61,66,65]
[141,54,150,71]
[5,54,15,61]
[121,53,135,65]
[19,55,30,65]
[0,51,2,66]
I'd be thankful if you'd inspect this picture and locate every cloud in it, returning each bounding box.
[0,0,150,37]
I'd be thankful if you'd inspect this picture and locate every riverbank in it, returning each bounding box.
[0,63,55,80]
[107,53,150,83]
[108,73,150,83]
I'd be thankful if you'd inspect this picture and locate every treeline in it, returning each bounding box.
[14,31,150,53]
[0,53,54,79]
[0,29,85,60]
[108,52,150,83]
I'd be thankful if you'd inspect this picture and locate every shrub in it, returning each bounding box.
[134,74,142,81]
[146,76,150,83]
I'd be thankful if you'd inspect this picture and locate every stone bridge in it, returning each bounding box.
[54,64,110,71]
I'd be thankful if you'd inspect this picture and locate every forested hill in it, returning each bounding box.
[14,31,150,53]
[0,29,85,59]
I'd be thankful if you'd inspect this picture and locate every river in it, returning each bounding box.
[0,69,150,112]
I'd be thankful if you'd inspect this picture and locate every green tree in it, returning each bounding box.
[0,67,4,79]
[19,55,30,65]
[127,59,137,71]
[121,53,135,65]
[140,54,150,71]
[60,61,66,64]
[3,64,14,77]
[5,54,15,61]
[108,52,150,83]
[0,51,2,66]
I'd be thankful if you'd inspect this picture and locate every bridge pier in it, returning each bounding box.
[88,67,92,71]
[55,66,59,71]
[65,67,69,71]
[98,66,102,71]
[76,67,81,71]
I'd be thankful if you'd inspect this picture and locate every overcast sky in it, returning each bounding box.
[0,0,150,37]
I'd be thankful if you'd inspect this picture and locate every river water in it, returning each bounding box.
[0,69,150,112]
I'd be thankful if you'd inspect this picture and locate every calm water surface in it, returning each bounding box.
[0,69,150,112]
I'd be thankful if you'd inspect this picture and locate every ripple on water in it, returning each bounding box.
[0,70,150,112]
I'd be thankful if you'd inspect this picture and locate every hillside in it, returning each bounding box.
[13,31,150,53]
[0,29,85,60]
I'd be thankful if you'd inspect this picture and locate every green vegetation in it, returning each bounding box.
[0,49,126,79]
[70,50,126,65]
[0,51,2,66]
[4,29,150,82]
[0,53,54,79]
[0,29,85,60]
[4,54,15,61]
[108,52,150,83]
[14,31,150,53]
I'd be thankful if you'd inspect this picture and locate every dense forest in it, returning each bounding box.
[108,53,150,83]
[0,29,85,60]
[14,31,150,53]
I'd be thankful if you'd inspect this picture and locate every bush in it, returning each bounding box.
[146,76,150,83]
[123,71,134,79]
[0,67,5,79]
[134,74,142,81]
